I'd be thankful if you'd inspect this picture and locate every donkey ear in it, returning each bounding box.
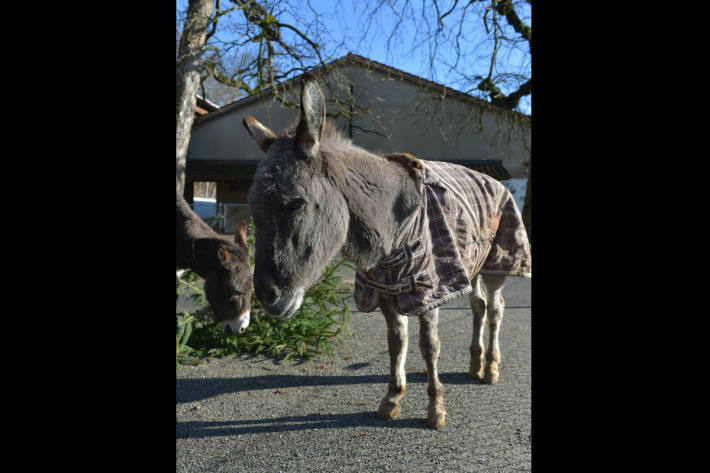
[296,80,326,160]
[235,220,248,247]
[217,244,237,267]
[243,115,276,153]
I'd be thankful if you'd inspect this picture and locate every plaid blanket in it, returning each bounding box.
[354,159,531,317]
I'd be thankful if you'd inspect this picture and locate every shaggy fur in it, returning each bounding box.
[244,80,514,428]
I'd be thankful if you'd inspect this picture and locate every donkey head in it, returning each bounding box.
[244,80,349,318]
[199,221,254,332]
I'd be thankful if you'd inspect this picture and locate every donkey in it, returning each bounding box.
[243,80,531,428]
[176,191,253,333]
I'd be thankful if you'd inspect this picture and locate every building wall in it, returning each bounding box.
[187,62,531,205]
[339,65,531,178]
[217,184,250,204]
[188,92,301,162]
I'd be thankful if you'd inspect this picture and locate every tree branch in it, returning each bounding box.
[490,78,530,109]
[494,0,530,42]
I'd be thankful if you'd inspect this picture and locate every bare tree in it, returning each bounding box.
[176,0,214,195]
[351,0,531,113]
[199,1,334,101]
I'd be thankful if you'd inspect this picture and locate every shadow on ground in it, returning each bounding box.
[176,410,432,438]
[177,371,484,403]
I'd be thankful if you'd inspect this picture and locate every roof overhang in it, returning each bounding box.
[186,160,261,182]
[195,96,219,115]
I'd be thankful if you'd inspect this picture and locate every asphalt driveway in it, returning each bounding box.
[176,275,531,472]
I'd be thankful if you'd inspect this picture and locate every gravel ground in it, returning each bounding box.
[176,275,531,472]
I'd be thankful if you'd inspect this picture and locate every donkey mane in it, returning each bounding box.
[275,118,413,176]
[280,119,357,154]
[318,124,424,181]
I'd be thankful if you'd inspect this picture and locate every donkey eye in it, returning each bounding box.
[286,198,307,211]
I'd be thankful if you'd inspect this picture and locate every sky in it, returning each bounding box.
[177,0,531,115]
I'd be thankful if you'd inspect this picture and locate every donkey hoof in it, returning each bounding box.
[377,400,402,419]
[482,371,499,384]
[425,412,446,428]
[468,368,485,380]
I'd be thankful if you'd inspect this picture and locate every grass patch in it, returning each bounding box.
[176,219,353,367]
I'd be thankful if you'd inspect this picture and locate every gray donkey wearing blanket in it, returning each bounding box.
[243,80,531,428]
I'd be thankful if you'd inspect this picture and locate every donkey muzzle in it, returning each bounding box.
[258,287,305,319]
[221,310,250,334]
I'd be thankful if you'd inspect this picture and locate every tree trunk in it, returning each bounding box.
[176,0,213,196]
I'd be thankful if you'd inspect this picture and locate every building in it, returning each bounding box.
[185,53,530,233]
[195,95,219,116]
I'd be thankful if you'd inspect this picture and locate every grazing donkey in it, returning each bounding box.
[243,80,531,427]
[176,191,253,333]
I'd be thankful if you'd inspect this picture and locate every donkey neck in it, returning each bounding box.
[176,194,227,275]
[324,145,422,272]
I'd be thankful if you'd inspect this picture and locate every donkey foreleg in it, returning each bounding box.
[419,308,446,428]
[468,274,486,379]
[481,274,506,384]
[377,305,409,420]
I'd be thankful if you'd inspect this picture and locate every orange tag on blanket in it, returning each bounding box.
[489,214,500,239]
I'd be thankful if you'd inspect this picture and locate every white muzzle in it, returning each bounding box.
[220,311,250,334]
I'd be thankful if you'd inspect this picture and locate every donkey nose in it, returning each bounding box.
[258,283,281,306]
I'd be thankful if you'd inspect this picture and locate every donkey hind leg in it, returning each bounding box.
[481,274,506,384]
[377,304,409,420]
[419,308,446,428]
[468,274,487,379]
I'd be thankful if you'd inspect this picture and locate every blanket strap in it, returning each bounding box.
[381,238,424,268]
[356,270,433,296]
